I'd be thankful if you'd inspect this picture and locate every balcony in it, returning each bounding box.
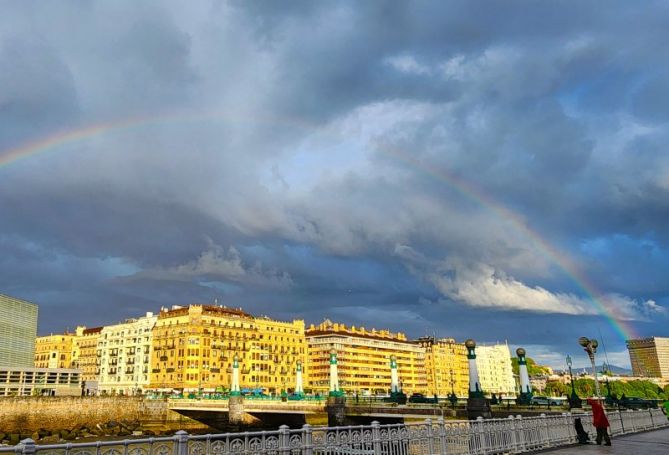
[159,356,168,362]
[152,369,161,373]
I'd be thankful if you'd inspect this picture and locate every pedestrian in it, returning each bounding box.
[573,417,589,444]
[587,398,611,446]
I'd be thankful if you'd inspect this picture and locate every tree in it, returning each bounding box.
[511,357,552,376]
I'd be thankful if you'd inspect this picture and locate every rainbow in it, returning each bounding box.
[0,113,636,341]
[380,144,636,341]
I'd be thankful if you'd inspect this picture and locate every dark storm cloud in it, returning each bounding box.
[0,38,79,148]
[2,0,669,367]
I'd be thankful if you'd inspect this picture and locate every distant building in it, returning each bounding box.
[0,294,38,368]
[34,333,76,369]
[306,320,428,395]
[626,337,669,379]
[529,375,548,393]
[72,326,103,394]
[476,343,516,397]
[417,336,469,397]
[0,367,81,397]
[98,313,157,395]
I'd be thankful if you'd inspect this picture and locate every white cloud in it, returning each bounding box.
[385,55,432,75]
[396,244,661,321]
[427,259,593,315]
[125,243,293,290]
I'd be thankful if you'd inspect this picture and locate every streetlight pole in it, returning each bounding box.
[578,337,601,401]
[566,355,581,409]
[448,368,457,409]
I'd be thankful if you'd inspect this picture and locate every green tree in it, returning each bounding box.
[511,357,552,376]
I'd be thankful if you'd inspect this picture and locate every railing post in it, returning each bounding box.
[508,415,518,453]
[516,415,526,452]
[626,409,635,432]
[437,416,448,455]
[174,430,189,455]
[302,424,313,455]
[476,416,487,455]
[279,425,290,455]
[371,421,382,455]
[17,439,36,455]
[563,413,572,444]
[540,413,551,447]
[425,419,436,455]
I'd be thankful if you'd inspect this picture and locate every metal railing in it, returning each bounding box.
[2,408,666,455]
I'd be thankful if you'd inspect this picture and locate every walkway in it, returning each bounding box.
[541,428,669,455]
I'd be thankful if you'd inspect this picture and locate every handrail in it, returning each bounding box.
[1,408,665,454]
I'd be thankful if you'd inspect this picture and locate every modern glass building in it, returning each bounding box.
[0,294,39,368]
[626,337,669,379]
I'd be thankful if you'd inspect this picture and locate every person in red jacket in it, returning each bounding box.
[587,398,611,445]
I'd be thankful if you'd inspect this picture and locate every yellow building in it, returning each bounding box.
[34,333,76,369]
[627,337,669,379]
[306,320,428,395]
[417,336,469,397]
[72,326,102,392]
[149,305,305,394]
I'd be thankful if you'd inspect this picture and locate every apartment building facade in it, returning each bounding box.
[475,343,516,396]
[34,333,76,369]
[97,313,157,395]
[417,336,469,397]
[149,305,305,394]
[306,320,428,395]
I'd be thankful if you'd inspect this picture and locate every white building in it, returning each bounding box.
[0,367,81,396]
[476,343,516,397]
[98,312,157,395]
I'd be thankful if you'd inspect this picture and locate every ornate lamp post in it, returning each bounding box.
[578,337,601,401]
[566,355,581,409]
[294,360,304,398]
[465,339,491,419]
[389,355,407,404]
[516,347,532,405]
[328,349,343,397]
[230,354,241,396]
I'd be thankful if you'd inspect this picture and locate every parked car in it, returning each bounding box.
[408,393,437,404]
[530,396,563,406]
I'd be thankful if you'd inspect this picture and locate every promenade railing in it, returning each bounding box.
[2,408,666,455]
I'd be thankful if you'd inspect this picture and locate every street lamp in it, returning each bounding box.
[448,368,458,409]
[565,355,581,409]
[578,337,601,401]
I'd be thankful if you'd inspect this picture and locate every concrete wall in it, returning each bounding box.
[0,397,183,432]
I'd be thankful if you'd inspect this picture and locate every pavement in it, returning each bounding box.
[541,428,669,455]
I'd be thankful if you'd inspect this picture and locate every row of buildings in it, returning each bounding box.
[9,291,667,399]
[29,303,516,397]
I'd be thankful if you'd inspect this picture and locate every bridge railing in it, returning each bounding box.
[3,408,667,455]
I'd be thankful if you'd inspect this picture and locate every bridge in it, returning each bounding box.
[167,397,566,428]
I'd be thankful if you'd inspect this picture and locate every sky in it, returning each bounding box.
[2,1,669,369]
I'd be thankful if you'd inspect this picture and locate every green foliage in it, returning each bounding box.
[545,378,669,400]
[511,357,552,376]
